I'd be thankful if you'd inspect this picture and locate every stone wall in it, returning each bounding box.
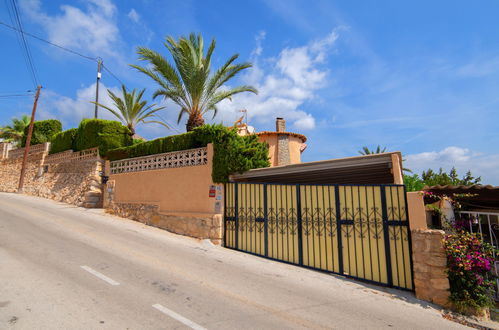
[412,229,450,307]
[0,153,103,208]
[107,202,223,244]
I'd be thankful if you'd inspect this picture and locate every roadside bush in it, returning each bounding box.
[443,230,497,312]
[49,128,77,154]
[21,119,62,147]
[74,119,132,157]
[106,124,270,182]
[192,125,270,183]
[107,132,198,161]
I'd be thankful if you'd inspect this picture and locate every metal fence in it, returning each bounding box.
[225,182,414,291]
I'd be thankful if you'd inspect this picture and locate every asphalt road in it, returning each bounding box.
[0,192,469,329]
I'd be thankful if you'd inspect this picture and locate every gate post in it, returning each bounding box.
[264,184,269,257]
[334,185,344,275]
[380,186,394,287]
[235,183,239,249]
[296,184,303,266]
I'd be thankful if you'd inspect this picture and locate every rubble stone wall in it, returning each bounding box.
[107,201,223,244]
[0,154,103,208]
[412,229,450,307]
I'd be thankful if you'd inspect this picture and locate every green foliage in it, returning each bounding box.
[74,119,132,156]
[358,145,387,155]
[443,231,497,312]
[91,85,167,135]
[404,167,481,192]
[403,174,425,192]
[107,124,270,182]
[421,167,481,186]
[0,114,31,145]
[191,125,270,182]
[131,33,257,131]
[107,132,197,161]
[49,128,77,154]
[21,119,62,147]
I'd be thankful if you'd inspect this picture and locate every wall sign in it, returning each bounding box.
[209,185,216,197]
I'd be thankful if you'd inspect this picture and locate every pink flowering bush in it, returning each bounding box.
[443,230,496,311]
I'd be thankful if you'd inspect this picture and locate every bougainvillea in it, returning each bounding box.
[443,230,497,312]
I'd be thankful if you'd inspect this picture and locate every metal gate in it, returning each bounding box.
[224,183,414,291]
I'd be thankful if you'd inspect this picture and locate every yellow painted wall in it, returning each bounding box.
[407,192,427,230]
[109,144,221,217]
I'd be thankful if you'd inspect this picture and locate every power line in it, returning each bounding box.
[102,64,127,87]
[0,18,181,133]
[0,20,98,63]
[7,0,39,88]
[0,93,34,98]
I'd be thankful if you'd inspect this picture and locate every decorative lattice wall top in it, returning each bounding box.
[7,142,50,159]
[45,148,99,164]
[110,147,208,174]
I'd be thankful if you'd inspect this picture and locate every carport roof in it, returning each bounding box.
[230,152,401,185]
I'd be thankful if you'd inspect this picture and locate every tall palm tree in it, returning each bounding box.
[92,85,167,137]
[131,33,257,131]
[358,145,412,173]
[0,114,31,145]
[358,145,387,155]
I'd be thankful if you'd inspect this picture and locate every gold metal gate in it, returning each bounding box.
[224,183,413,290]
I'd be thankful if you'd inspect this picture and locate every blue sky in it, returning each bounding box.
[1,0,498,184]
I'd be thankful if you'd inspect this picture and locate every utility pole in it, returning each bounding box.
[94,58,102,118]
[18,85,42,193]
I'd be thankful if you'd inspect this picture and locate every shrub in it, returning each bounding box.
[49,128,77,154]
[73,119,132,157]
[106,124,270,182]
[107,132,198,161]
[191,125,270,183]
[21,119,62,147]
[443,231,497,312]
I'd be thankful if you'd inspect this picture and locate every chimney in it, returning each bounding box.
[276,117,285,132]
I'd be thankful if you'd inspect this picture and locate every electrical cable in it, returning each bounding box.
[8,0,39,87]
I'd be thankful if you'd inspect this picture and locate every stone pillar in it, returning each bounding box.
[275,118,290,166]
[276,117,285,132]
[411,229,450,307]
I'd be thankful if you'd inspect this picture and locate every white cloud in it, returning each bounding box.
[405,147,499,185]
[36,83,120,128]
[20,0,120,58]
[127,8,140,23]
[216,29,339,131]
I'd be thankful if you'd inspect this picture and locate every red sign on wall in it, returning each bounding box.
[209,185,216,197]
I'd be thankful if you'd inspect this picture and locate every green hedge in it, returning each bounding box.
[107,124,270,183]
[107,132,198,161]
[22,119,62,147]
[74,119,132,157]
[49,128,77,154]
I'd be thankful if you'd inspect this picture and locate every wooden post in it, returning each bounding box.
[18,85,41,193]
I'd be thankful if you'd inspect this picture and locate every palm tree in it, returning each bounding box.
[131,33,257,131]
[358,145,387,155]
[92,85,167,137]
[358,145,412,173]
[0,114,31,145]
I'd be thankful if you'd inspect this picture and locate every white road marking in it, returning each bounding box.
[152,303,207,330]
[80,266,120,286]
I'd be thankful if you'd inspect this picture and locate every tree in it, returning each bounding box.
[92,85,167,137]
[131,33,257,131]
[403,167,481,191]
[0,114,31,145]
[358,145,387,155]
[358,145,412,173]
[421,167,481,186]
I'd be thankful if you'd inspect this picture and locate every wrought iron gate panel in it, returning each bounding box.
[224,182,414,291]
